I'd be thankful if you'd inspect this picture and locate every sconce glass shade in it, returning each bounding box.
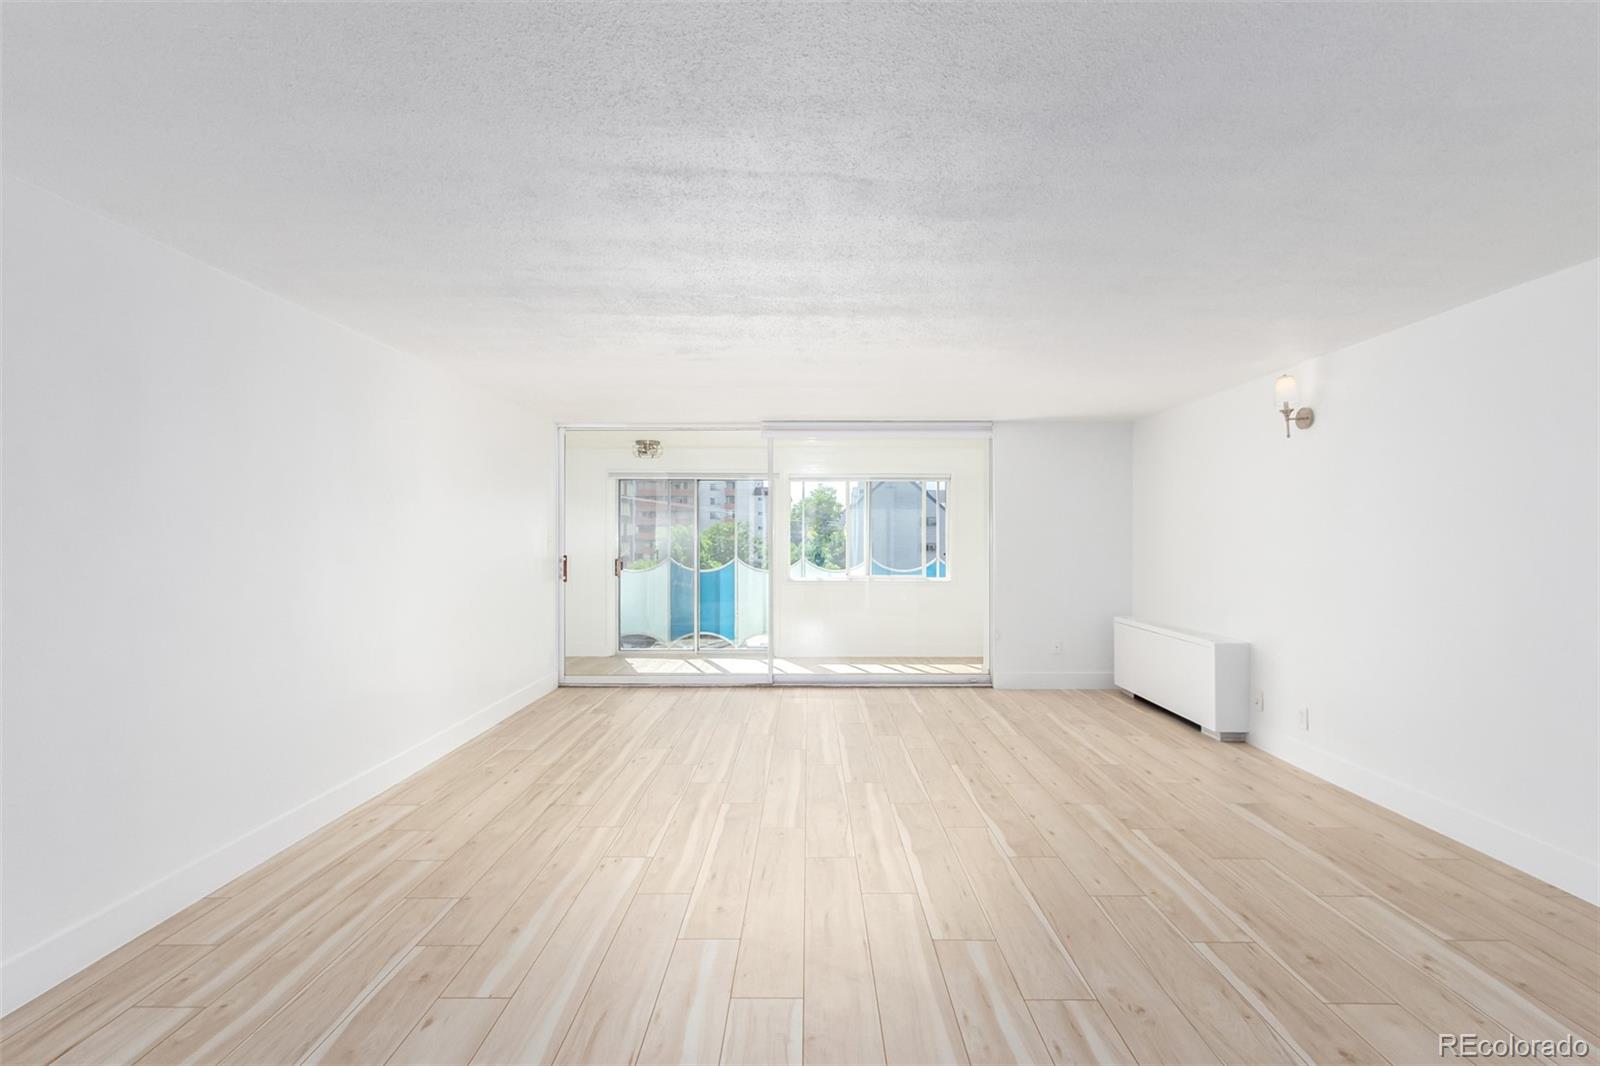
[1274,374,1299,410]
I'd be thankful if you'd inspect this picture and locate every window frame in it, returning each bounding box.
[788,475,951,582]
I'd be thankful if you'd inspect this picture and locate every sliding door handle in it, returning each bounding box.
[560,555,568,582]
[614,558,625,577]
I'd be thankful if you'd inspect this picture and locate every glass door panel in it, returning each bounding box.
[697,479,769,650]
[618,477,770,653]
[617,478,696,649]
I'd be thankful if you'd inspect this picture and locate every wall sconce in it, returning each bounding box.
[633,439,662,459]
[1275,375,1315,438]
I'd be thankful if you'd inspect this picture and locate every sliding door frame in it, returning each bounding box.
[612,473,774,657]
[559,425,775,687]
[556,422,993,687]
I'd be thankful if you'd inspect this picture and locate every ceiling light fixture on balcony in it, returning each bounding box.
[634,438,662,459]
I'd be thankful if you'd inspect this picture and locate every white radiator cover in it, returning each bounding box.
[1112,617,1251,740]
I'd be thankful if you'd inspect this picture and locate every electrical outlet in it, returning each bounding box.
[1252,690,1264,714]
[1297,706,1310,731]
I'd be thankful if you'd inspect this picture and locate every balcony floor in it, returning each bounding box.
[565,655,986,678]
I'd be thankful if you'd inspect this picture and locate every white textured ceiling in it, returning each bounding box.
[5,3,1596,420]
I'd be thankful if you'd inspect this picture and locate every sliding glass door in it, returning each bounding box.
[617,478,769,653]
[559,424,988,685]
[616,478,696,649]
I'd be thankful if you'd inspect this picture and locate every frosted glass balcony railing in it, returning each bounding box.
[618,558,769,650]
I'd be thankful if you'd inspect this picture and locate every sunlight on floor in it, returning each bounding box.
[566,655,986,678]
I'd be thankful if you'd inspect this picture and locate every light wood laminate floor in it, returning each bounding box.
[4,687,1596,1065]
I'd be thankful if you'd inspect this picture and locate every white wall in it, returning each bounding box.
[1131,260,1599,902]
[991,421,1132,688]
[0,180,559,1010]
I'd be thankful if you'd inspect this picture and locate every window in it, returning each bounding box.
[789,478,949,580]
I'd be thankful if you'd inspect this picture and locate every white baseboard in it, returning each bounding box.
[1248,727,1599,905]
[991,670,1113,690]
[0,673,556,1015]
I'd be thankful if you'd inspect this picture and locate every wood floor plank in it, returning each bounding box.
[719,999,802,1066]
[1071,805,1250,941]
[805,701,842,765]
[405,763,553,862]
[139,860,436,1065]
[420,805,588,947]
[839,722,886,784]
[1219,802,1369,895]
[952,763,1054,857]
[642,781,727,892]
[410,786,568,897]
[732,827,806,998]
[803,857,885,1065]
[220,897,453,1065]
[680,803,761,939]
[470,855,647,1064]
[1306,826,1502,940]
[691,722,744,785]
[637,939,739,1065]
[761,747,806,828]
[774,696,806,750]
[1095,895,1296,1064]
[862,894,969,1066]
[1027,1000,1136,1066]
[0,947,211,1066]
[1327,895,1591,1045]
[724,735,773,805]
[52,1007,196,1066]
[1235,864,1521,1044]
[1004,783,1141,896]
[805,763,854,858]
[895,803,992,940]
[671,708,726,766]
[583,747,671,827]
[147,830,425,1007]
[305,944,475,1065]
[610,763,693,857]
[1332,1003,1455,1066]
[398,751,537,834]
[1197,941,1386,1065]
[1138,836,1390,1004]
[1454,939,1600,1036]
[906,747,987,827]
[935,939,1053,1065]
[1430,856,1600,944]
[387,998,505,1066]
[443,826,618,997]
[848,782,916,893]
[947,827,1090,999]
[553,892,689,1064]
[878,737,931,804]
[1015,856,1220,1066]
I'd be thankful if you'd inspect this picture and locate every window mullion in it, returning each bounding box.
[864,480,872,582]
[921,479,928,578]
